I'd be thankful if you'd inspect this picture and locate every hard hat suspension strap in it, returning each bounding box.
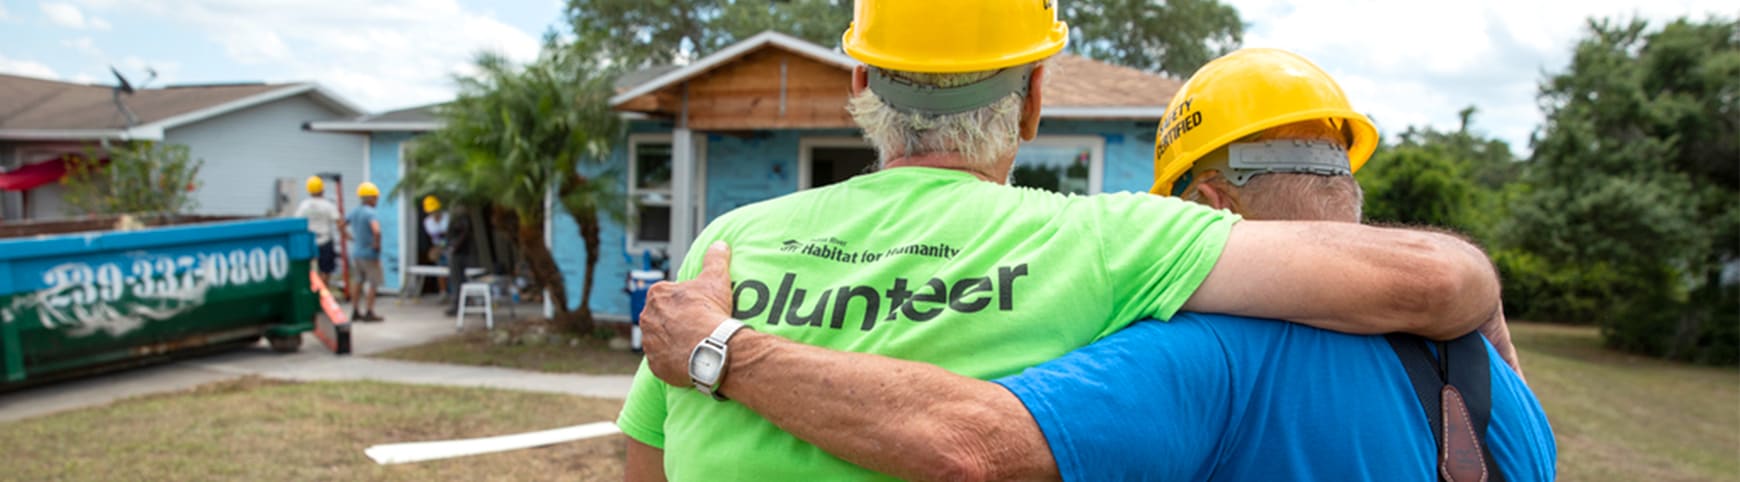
[1194,139,1352,187]
[866,65,1034,116]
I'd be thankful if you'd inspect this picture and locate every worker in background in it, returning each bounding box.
[443,203,473,317]
[294,176,341,288]
[422,195,450,297]
[347,182,384,322]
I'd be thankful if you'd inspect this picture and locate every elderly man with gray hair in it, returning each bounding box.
[620,2,1512,481]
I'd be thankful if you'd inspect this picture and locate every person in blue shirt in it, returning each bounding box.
[346,182,384,322]
[629,49,1554,481]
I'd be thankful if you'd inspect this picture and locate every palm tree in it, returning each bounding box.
[401,40,625,333]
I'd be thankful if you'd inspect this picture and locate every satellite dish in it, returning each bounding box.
[109,66,134,95]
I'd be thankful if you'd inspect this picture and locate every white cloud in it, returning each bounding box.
[63,0,542,111]
[62,36,102,57]
[1224,0,1735,153]
[0,4,10,19]
[0,55,60,79]
[40,1,109,30]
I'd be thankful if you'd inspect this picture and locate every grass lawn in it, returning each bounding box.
[1512,322,1740,482]
[5,322,1733,481]
[0,377,625,481]
[374,330,642,376]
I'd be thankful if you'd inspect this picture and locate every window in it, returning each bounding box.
[799,137,877,190]
[628,138,674,252]
[1011,136,1105,195]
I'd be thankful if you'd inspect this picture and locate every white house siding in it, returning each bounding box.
[23,184,71,219]
[164,95,366,217]
[0,147,14,220]
[6,142,83,220]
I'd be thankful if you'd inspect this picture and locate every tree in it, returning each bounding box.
[61,141,203,217]
[1063,0,1244,76]
[1504,16,1738,364]
[564,0,1243,76]
[1358,107,1519,244]
[402,38,626,333]
[564,0,851,68]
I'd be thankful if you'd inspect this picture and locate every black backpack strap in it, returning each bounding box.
[1385,333,1444,443]
[1386,332,1507,482]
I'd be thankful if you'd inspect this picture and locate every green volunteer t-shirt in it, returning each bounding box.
[618,167,1238,480]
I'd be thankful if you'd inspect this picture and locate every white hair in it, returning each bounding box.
[846,68,1028,168]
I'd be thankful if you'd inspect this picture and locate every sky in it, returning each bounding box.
[0,0,1733,153]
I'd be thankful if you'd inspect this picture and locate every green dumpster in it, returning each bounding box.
[0,217,318,387]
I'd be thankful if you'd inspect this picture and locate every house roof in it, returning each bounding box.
[610,31,1182,120]
[1040,54,1180,119]
[305,102,444,133]
[0,73,364,141]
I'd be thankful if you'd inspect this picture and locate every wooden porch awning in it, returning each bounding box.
[610,32,858,131]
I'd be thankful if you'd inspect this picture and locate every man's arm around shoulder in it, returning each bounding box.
[1183,221,1501,340]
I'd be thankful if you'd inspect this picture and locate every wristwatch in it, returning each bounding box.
[688,318,749,401]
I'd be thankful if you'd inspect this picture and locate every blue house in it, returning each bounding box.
[307,32,1182,321]
[565,32,1182,320]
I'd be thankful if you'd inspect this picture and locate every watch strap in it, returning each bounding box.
[708,318,748,345]
[694,318,748,401]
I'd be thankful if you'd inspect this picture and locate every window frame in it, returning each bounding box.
[625,133,706,255]
[797,136,876,191]
[1014,135,1107,195]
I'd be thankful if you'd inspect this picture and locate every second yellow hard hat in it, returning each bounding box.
[1151,48,1379,195]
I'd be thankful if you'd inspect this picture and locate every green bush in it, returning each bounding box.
[61,141,203,217]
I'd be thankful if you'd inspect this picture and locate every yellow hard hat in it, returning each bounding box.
[422,195,440,213]
[1151,48,1379,195]
[842,0,1069,73]
[357,182,380,198]
[305,176,324,194]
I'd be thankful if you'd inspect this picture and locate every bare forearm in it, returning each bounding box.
[1186,222,1501,340]
[1313,228,1501,339]
[719,331,1058,482]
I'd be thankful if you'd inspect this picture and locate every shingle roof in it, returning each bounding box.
[1042,54,1180,110]
[614,65,682,92]
[363,103,442,124]
[0,74,295,130]
[303,102,444,133]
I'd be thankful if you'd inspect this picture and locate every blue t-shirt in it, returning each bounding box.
[994,313,1557,482]
[346,205,379,260]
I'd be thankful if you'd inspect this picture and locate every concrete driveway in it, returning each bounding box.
[0,299,634,423]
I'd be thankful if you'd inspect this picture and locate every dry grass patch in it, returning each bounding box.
[0,377,625,481]
[1513,322,1740,482]
[373,330,642,375]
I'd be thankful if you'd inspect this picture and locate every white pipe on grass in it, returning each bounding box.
[365,421,621,464]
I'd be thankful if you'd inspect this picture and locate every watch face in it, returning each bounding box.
[690,346,724,383]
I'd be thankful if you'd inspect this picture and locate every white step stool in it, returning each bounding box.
[456,282,495,330]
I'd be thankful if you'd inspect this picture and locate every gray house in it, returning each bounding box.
[0,73,367,220]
